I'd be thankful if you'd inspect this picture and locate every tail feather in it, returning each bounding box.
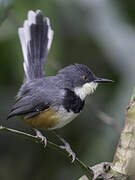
[18,10,54,81]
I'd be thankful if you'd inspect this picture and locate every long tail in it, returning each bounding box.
[18,10,54,81]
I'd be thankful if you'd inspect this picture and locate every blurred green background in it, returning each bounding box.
[0,0,135,179]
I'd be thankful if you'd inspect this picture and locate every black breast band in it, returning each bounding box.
[63,89,85,113]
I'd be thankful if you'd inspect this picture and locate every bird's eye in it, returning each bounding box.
[82,75,87,81]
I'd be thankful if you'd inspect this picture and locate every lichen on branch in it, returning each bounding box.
[112,88,135,179]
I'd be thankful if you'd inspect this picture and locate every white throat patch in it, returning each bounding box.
[74,82,98,100]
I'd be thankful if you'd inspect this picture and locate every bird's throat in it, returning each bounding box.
[74,82,98,100]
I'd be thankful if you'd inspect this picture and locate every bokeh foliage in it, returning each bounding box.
[0,0,134,180]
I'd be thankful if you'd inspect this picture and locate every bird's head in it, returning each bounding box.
[57,64,113,100]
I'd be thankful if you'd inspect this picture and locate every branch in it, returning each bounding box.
[79,87,135,180]
[112,88,135,179]
[0,125,93,180]
[3,88,135,180]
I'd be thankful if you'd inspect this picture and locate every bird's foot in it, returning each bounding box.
[53,132,76,163]
[60,138,76,163]
[35,129,47,148]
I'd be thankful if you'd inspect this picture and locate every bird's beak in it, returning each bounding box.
[94,77,114,83]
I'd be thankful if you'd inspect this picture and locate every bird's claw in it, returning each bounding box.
[60,141,76,163]
[52,131,76,162]
[35,129,47,148]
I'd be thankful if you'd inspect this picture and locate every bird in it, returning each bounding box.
[7,10,113,162]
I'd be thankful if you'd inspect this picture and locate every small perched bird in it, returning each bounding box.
[7,10,113,161]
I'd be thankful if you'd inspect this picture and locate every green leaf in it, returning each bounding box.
[0,0,14,24]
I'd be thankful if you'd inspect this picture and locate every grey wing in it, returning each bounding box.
[7,78,65,120]
[7,94,50,120]
[7,80,51,119]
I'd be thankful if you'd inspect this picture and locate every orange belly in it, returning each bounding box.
[21,109,59,130]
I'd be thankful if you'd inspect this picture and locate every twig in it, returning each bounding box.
[0,125,93,180]
[88,101,121,133]
[96,110,121,133]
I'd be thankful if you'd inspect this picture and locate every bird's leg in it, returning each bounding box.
[34,129,47,148]
[52,131,76,163]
